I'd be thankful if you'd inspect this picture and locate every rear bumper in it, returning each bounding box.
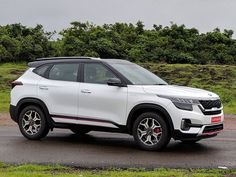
[173,123,223,140]
[9,104,18,123]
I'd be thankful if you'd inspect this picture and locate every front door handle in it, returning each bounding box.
[39,86,49,90]
[81,89,91,94]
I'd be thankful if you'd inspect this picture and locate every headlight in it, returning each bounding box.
[157,95,199,111]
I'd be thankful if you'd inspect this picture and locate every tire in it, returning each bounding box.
[133,112,171,151]
[181,139,200,144]
[18,105,49,140]
[70,127,90,135]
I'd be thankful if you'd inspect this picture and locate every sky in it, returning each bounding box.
[1,0,236,37]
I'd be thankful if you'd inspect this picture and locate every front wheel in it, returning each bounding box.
[18,105,49,140]
[133,112,171,151]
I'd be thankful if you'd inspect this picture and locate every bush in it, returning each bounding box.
[1,22,236,64]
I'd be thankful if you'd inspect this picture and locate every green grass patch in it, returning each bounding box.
[0,91,10,112]
[0,163,235,177]
[0,62,26,90]
[0,62,26,113]
[0,62,235,114]
[7,164,69,172]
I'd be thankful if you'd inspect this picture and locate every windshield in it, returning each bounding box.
[110,63,168,85]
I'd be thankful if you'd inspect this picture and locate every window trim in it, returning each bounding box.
[33,60,132,85]
[102,62,132,85]
[81,61,127,86]
[33,64,52,78]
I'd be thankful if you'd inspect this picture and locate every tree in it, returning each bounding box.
[0,22,236,65]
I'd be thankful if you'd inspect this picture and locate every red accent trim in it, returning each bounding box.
[211,116,221,123]
[51,114,114,124]
[202,130,223,136]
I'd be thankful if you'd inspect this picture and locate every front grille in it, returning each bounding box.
[202,110,222,115]
[199,100,221,109]
[203,124,223,134]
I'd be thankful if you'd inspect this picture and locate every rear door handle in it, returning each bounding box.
[81,89,91,94]
[39,86,49,90]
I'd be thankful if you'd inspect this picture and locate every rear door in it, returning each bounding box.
[38,63,80,120]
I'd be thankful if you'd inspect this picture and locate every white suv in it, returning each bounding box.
[10,57,224,150]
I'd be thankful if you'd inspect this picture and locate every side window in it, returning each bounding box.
[33,64,50,77]
[84,63,118,84]
[49,63,79,82]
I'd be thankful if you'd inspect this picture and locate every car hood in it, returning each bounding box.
[142,85,219,100]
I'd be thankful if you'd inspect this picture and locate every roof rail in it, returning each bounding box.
[36,56,101,61]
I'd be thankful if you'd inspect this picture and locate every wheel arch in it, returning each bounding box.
[127,103,174,135]
[15,97,53,127]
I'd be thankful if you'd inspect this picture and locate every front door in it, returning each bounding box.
[78,62,128,128]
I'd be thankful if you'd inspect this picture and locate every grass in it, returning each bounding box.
[0,91,10,112]
[0,163,235,177]
[0,62,26,90]
[0,62,26,113]
[0,62,235,114]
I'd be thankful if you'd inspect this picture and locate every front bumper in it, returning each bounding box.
[173,123,223,140]
[166,101,224,140]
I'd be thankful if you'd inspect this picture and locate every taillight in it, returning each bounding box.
[11,81,23,89]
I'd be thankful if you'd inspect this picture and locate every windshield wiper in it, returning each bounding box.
[154,83,168,85]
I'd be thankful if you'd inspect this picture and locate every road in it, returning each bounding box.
[0,118,235,169]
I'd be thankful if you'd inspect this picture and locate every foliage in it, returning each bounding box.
[0,24,55,62]
[1,22,236,64]
[0,163,235,177]
[0,63,235,114]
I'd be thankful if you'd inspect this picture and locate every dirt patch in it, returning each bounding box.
[0,113,16,126]
[10,70,24,75]
[224,118,236,130]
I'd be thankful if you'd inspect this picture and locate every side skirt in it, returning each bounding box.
[50,114,129,134]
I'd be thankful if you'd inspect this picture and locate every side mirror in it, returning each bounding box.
[107,78,125,87]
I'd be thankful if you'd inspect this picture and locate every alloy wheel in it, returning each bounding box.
[137,117,162,146]
[22,110,41,135]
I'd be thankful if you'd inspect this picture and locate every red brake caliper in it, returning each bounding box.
[154,128,161,133]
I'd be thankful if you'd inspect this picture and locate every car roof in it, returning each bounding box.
[28,57,132,68]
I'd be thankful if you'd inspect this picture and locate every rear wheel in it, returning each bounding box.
[18,105,49,140]
[70,127,90,135]
[133,112,170,151]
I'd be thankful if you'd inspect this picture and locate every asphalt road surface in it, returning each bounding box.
[0,120,235,169]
